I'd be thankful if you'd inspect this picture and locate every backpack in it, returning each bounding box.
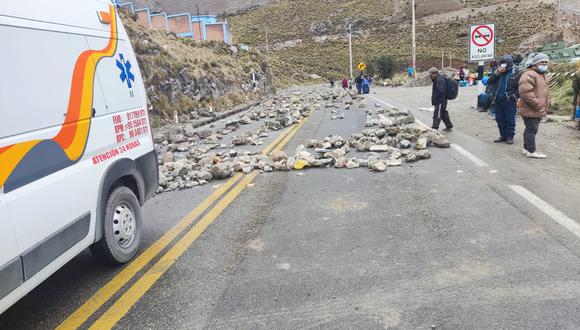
[445,76,459,100]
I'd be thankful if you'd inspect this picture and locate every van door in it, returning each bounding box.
[86,36,145,115]
[0,23,105,280]
[0,194,22,301]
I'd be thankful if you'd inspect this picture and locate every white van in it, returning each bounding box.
[0,0,158,313]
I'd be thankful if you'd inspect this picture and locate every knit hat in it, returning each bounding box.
[532,52,550,65]
[428,67,438,75]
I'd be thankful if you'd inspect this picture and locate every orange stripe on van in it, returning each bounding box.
[0,4,119,190]
[54,4,118,160]
[98,11,112,24]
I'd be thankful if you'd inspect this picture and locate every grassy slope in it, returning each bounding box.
[121,10,272,119]
[228,0,557,85]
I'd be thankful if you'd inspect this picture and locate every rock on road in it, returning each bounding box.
[2,85,580,329]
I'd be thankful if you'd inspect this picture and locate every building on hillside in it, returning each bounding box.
[115,1,233,44]
[191,15,217,42]
[167,13,193,38]
[134,8,151,27]
[150,12,169,31]
[205,22,233,44]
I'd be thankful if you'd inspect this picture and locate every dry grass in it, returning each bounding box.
[228,0,560,87]
[550,63,578,115]
[120,10,273,117]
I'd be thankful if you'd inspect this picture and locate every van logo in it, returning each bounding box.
[116,54,135,89]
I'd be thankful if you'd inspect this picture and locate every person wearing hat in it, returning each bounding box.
[517,52,550,159]
[488,54,519,145]
[429,67,453,131]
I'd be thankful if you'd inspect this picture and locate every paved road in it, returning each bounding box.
[2,86,580,329]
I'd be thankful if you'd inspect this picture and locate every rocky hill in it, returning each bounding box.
[120,10,273,123]
[130,0,269,15]
[226,0,576,85]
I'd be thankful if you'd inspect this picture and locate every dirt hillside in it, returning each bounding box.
[120,10,273,123]
[226,0,571,85]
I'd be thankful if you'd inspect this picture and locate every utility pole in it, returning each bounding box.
[411,0,416,78]
[441,49,444,69]
[196,4,202,42]
[348,24,353,79]
[557,0,561,27]
[449,52,452,69]
[265,25,270,56]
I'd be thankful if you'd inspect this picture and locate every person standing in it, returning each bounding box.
[355,74,363,94]
[488,54,519,144]
[572,61,580,121]
[362,76,370,94]
[517,53,550,159]
[429,68,453,131]
[457,66,466,81]
[407,65,414,78]
[476,61,485,81]
[341,77,349,90]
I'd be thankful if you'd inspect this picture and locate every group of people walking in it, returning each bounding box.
[335,75,372,94]
[429,52,566,159]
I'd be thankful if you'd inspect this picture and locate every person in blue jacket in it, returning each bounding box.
[362,76,370,94]
[487,54,519,145]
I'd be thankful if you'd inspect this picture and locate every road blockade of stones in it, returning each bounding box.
[154,87,450,192]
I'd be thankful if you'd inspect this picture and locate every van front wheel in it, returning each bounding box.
[91,186,142,264]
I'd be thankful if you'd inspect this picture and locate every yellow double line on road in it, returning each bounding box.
[57,116,311,330]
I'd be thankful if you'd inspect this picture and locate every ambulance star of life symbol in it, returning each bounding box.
[116,53,135,89]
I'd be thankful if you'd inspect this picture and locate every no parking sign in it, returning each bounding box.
[469,24,495,61]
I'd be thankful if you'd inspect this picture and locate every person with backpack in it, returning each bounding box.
[518,53,550,159]
[429,67,454,131]
[488,54,519,145]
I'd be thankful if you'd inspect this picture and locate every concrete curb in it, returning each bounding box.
[187,100,260,129]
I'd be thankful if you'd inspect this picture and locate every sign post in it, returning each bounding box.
[469,23,495,62]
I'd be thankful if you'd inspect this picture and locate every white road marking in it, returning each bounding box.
[510,185,580,239]
[450,144,490,167]
[369,95,492,168]
[490,170,498,174]
[456,170,464,173]
[277,263,291,270]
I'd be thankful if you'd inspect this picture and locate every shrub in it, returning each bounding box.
[371,55,397,79]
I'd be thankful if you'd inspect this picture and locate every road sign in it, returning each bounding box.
[357,63,366,71]
[469,24,495,61]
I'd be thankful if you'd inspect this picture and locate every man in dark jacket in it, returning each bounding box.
[488,54,519,144]
[429,68,453,131]
[355,74,363,94]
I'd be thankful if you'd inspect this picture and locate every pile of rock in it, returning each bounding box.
[155,89,329,192]
[289,108,450,172]
[406,68,457,87]
[154,87,450,193]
